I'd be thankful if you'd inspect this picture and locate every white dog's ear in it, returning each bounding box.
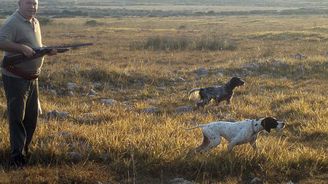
[264,126,271,133]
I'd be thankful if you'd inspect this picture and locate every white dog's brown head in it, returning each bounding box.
[260,117,285,133]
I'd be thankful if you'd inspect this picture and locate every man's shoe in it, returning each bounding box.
[9,155,26,169]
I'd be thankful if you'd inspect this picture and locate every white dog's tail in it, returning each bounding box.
[169,124,202,137]
[188,88,201,100]
[185,124,205,131]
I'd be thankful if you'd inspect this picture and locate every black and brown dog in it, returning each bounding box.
[189,77,245,108]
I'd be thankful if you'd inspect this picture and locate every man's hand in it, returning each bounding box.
[19,44,35,57]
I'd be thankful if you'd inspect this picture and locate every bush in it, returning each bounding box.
[85,20,103,26]
[134,36,190,51]
[194,36,237,51]
[131,35,237,51]
[38,16,53,25]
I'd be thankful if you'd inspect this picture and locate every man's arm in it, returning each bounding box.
[0,40,35,57]
[0,19,35,57]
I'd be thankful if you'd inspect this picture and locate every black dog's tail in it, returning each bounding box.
[188,88,201,100]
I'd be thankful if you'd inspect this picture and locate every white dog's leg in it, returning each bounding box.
[249,136,258,150]
[196,134,221,153]
[227,138,242,152]
[250,140,257,150]
[227,142,235,152]
[186,134,210,157]
[205,136,221,151]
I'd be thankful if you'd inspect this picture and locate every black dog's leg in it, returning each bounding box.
[197,90,211,108]
[226,95,232,105]
[215,96,226,105]
[197,98,210,108]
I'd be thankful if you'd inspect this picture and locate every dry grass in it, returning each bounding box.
[0,15,327,183]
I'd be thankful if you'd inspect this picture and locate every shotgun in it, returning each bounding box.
[2,42,93,68]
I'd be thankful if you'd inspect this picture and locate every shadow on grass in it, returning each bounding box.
[190,59,328,81]
[110,147,327,183]
[39,68,180,92]
[285,131,328,150]
[300,131,328,142]
[1,142,326,183]
[80,69,183,89]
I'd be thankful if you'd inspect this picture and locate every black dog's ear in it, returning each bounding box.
[261,117,278,133]
[230,77,244,86]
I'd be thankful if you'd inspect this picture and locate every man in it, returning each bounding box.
[0,0,56,167]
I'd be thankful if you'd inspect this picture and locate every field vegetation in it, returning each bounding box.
[1,0,328,18]
[0,15,327,183]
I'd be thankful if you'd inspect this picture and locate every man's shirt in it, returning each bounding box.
[0,10,43,78]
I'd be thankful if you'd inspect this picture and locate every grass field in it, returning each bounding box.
[0,15,327,183]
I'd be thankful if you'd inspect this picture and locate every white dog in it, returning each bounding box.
[187,117,285,154]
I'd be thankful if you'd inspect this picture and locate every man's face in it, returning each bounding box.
[18,0,38,19]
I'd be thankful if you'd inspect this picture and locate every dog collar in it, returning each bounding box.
[251,120,257,135]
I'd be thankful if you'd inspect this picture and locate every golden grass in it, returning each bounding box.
[0,15,327,183]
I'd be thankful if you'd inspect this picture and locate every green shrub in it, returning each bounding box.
[85,20,102,26]
[194,36,237,51]
[137,36,190,51]
[38,16,53,25]
[132,35,237,51]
